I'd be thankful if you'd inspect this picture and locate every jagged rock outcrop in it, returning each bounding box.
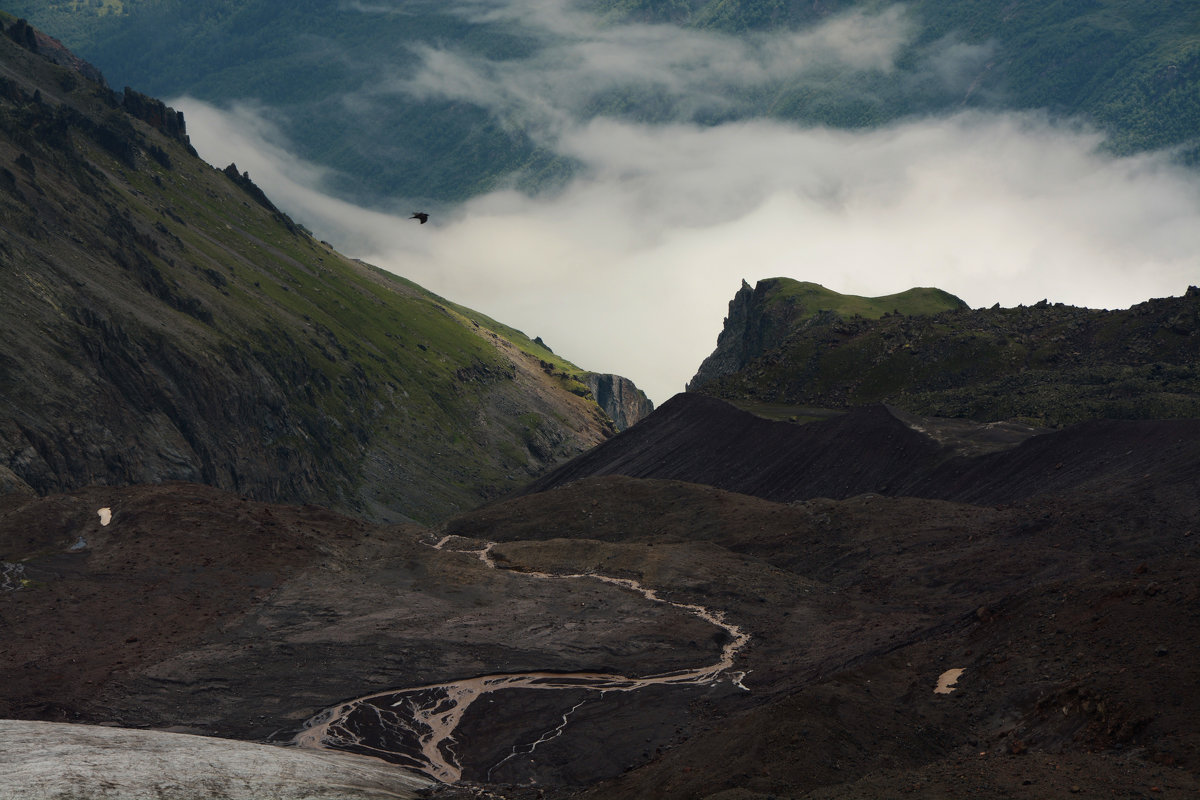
[122,87,189,144]
[687,279,773,391]
[5,18,36,52]
[585,373,654,431]
[12,19,108,86]
[223,162,284,214]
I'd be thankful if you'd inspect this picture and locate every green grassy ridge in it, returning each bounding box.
[362,265,584,374]
[360,263,599,400]
[687,277,967,394]
[758,278,968,320]
[697,293,1200,427]
[0,27,611,521]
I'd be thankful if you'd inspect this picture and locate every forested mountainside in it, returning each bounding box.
[7,1,1198,205]
[0,15,640,523]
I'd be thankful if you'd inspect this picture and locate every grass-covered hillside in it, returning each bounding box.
[758,279,967,320]
[692,287,1200,427]
[0,16,616,522]
[6,0,1198,204]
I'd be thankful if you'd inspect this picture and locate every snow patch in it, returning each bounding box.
[0,719,431,799]
[934,668,965,694]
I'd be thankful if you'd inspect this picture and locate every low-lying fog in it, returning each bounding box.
[175,3,1200,404]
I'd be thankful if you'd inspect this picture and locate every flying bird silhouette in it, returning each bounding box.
[410,212,429,224]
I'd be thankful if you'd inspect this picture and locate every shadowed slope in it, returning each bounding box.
[520,393,1200,508]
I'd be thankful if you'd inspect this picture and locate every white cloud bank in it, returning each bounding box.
[178,100,1200,405]
[174,4,1200,405]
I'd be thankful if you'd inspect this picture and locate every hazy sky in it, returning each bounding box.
[176,3,1200,405]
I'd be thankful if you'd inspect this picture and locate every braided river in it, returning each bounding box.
[294,535,749,783]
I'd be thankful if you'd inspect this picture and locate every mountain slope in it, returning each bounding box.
[0,17,630,523]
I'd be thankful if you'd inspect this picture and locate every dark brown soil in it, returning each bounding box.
[4,393,1199,799]
[521,393,1200,508]
[0,482,722,752]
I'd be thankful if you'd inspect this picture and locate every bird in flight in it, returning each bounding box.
[410,212,430,224]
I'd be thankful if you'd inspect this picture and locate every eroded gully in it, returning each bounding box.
[293,535,750,784]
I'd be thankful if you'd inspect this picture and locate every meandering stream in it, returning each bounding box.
[294,536,749,783]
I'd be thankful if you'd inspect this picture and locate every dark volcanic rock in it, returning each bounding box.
[441,465,1200,800]
[521,394,939,502]
[0,483,721,746]
[688,279,761,389]
[7,427,1200,798]
[520,393,1200,508]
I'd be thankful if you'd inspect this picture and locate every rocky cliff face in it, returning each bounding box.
[585,373,655,430]
[688,280,771,391]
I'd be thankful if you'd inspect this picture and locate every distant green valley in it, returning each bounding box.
[7,0,1199,206]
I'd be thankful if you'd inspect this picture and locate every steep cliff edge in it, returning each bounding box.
[688,278,967,391]
[584,373,654,431]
